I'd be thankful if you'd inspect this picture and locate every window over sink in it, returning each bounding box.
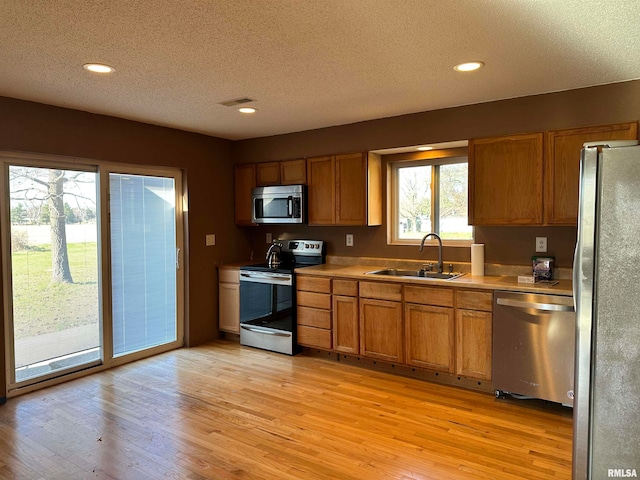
[388,149,473,246]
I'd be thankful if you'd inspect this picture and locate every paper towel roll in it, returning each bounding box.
[471,244,485,276]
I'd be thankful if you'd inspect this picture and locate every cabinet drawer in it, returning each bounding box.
[404,285,453,307]
[297,291,331,310]
[297,306,331,329]
[298,325,332,349]
[297,276,331,293]
[359,281,402,301]
[456,290,493,312]
[219,268,239,284]
[332,279,358,296]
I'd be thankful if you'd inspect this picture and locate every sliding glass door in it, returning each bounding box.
[5,164,101,385]
[109,173,178,356]
[2,153,184,394]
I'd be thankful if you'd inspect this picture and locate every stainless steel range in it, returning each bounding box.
[239,239,325,355]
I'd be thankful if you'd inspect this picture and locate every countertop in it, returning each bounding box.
[294,264,573,296]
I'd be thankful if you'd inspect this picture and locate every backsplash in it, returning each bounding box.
[243,224,578,268]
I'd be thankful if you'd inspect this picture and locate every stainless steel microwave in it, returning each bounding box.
[251,184,306,224]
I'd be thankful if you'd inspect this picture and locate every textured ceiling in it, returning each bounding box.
[1,0,640,140]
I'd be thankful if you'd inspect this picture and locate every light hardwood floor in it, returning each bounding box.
[0,340,573,479]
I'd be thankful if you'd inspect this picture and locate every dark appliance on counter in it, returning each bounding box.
[252,184,306,224]
[239,239,325,355]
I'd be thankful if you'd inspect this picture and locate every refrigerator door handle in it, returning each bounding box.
[572,243,579,310]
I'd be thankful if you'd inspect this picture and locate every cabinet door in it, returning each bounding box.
[359,298,403,363]
[336,153,367,225]
[455,309,492,381]
[234,164,256,225]
[219,282,240,334]
[405,303,454,372]
[469,133,543,225]
[333,295,359,354]
[545,122,638,224]
[256,162,280,186]
[280,159,307,184]
[307,156,335,225]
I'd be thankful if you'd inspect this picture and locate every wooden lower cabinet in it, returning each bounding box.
[405,303,454,372]
[455,309,492,381]
[359,298,403,363]
[297,275,332,349]
[333,295,359,354]
[218,268,240,334]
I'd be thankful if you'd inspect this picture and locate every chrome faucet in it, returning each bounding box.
[419,232,443,273]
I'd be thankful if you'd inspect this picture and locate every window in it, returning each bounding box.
[389,155,472,245]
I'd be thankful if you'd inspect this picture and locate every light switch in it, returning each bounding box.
[206,234,216,246]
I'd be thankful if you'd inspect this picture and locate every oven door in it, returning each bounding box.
[239,270,295,355]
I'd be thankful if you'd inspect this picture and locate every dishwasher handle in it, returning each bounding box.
[496,297,574,312]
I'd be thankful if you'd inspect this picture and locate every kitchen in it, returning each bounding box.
[1,1,640,478]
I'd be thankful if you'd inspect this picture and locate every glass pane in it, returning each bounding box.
[439,163,473,240]
[9,166,100,383]
[397,165,432,239]
[110,174,177,356]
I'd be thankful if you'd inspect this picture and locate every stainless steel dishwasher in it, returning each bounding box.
[493,291,575,406]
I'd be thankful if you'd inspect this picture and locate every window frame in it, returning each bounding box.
[387,152,473,247]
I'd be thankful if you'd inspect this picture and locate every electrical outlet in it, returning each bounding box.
[266,233,272,244]
[536,236,547,253]
[346,234,354,247]
[205,234,216,246]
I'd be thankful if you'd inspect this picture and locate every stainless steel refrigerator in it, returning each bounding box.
[573,140,640,479]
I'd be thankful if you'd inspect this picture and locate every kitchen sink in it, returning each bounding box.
[364,269,465,280]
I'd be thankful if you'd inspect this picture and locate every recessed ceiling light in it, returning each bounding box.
[83,63,115,74]
[454,61,484,72]
[238,107,257,114]
[416,146,433,151]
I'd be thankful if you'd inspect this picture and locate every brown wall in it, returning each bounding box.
[0,96,247,399]
[233,80,640,267]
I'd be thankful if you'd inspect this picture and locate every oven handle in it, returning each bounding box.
[240,325,292,337]
[240,272,292,284]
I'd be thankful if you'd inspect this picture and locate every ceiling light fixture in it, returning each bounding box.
[416,146,433,151]
[238,107,257,114]
[454,61,484,72]
[83,63,115,74]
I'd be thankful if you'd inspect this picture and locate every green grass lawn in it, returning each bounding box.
[11,242,99,339]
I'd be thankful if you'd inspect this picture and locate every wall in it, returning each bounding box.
[0,96,247,399]
[233,80,640,267]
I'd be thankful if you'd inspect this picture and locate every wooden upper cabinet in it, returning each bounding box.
[307,152,382,226]
[234,164,256,225]
[469,133,544,225]
[255,162,280,186]
[545,122,638,224]
[307,156,336,225]
[280,159,307,185]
